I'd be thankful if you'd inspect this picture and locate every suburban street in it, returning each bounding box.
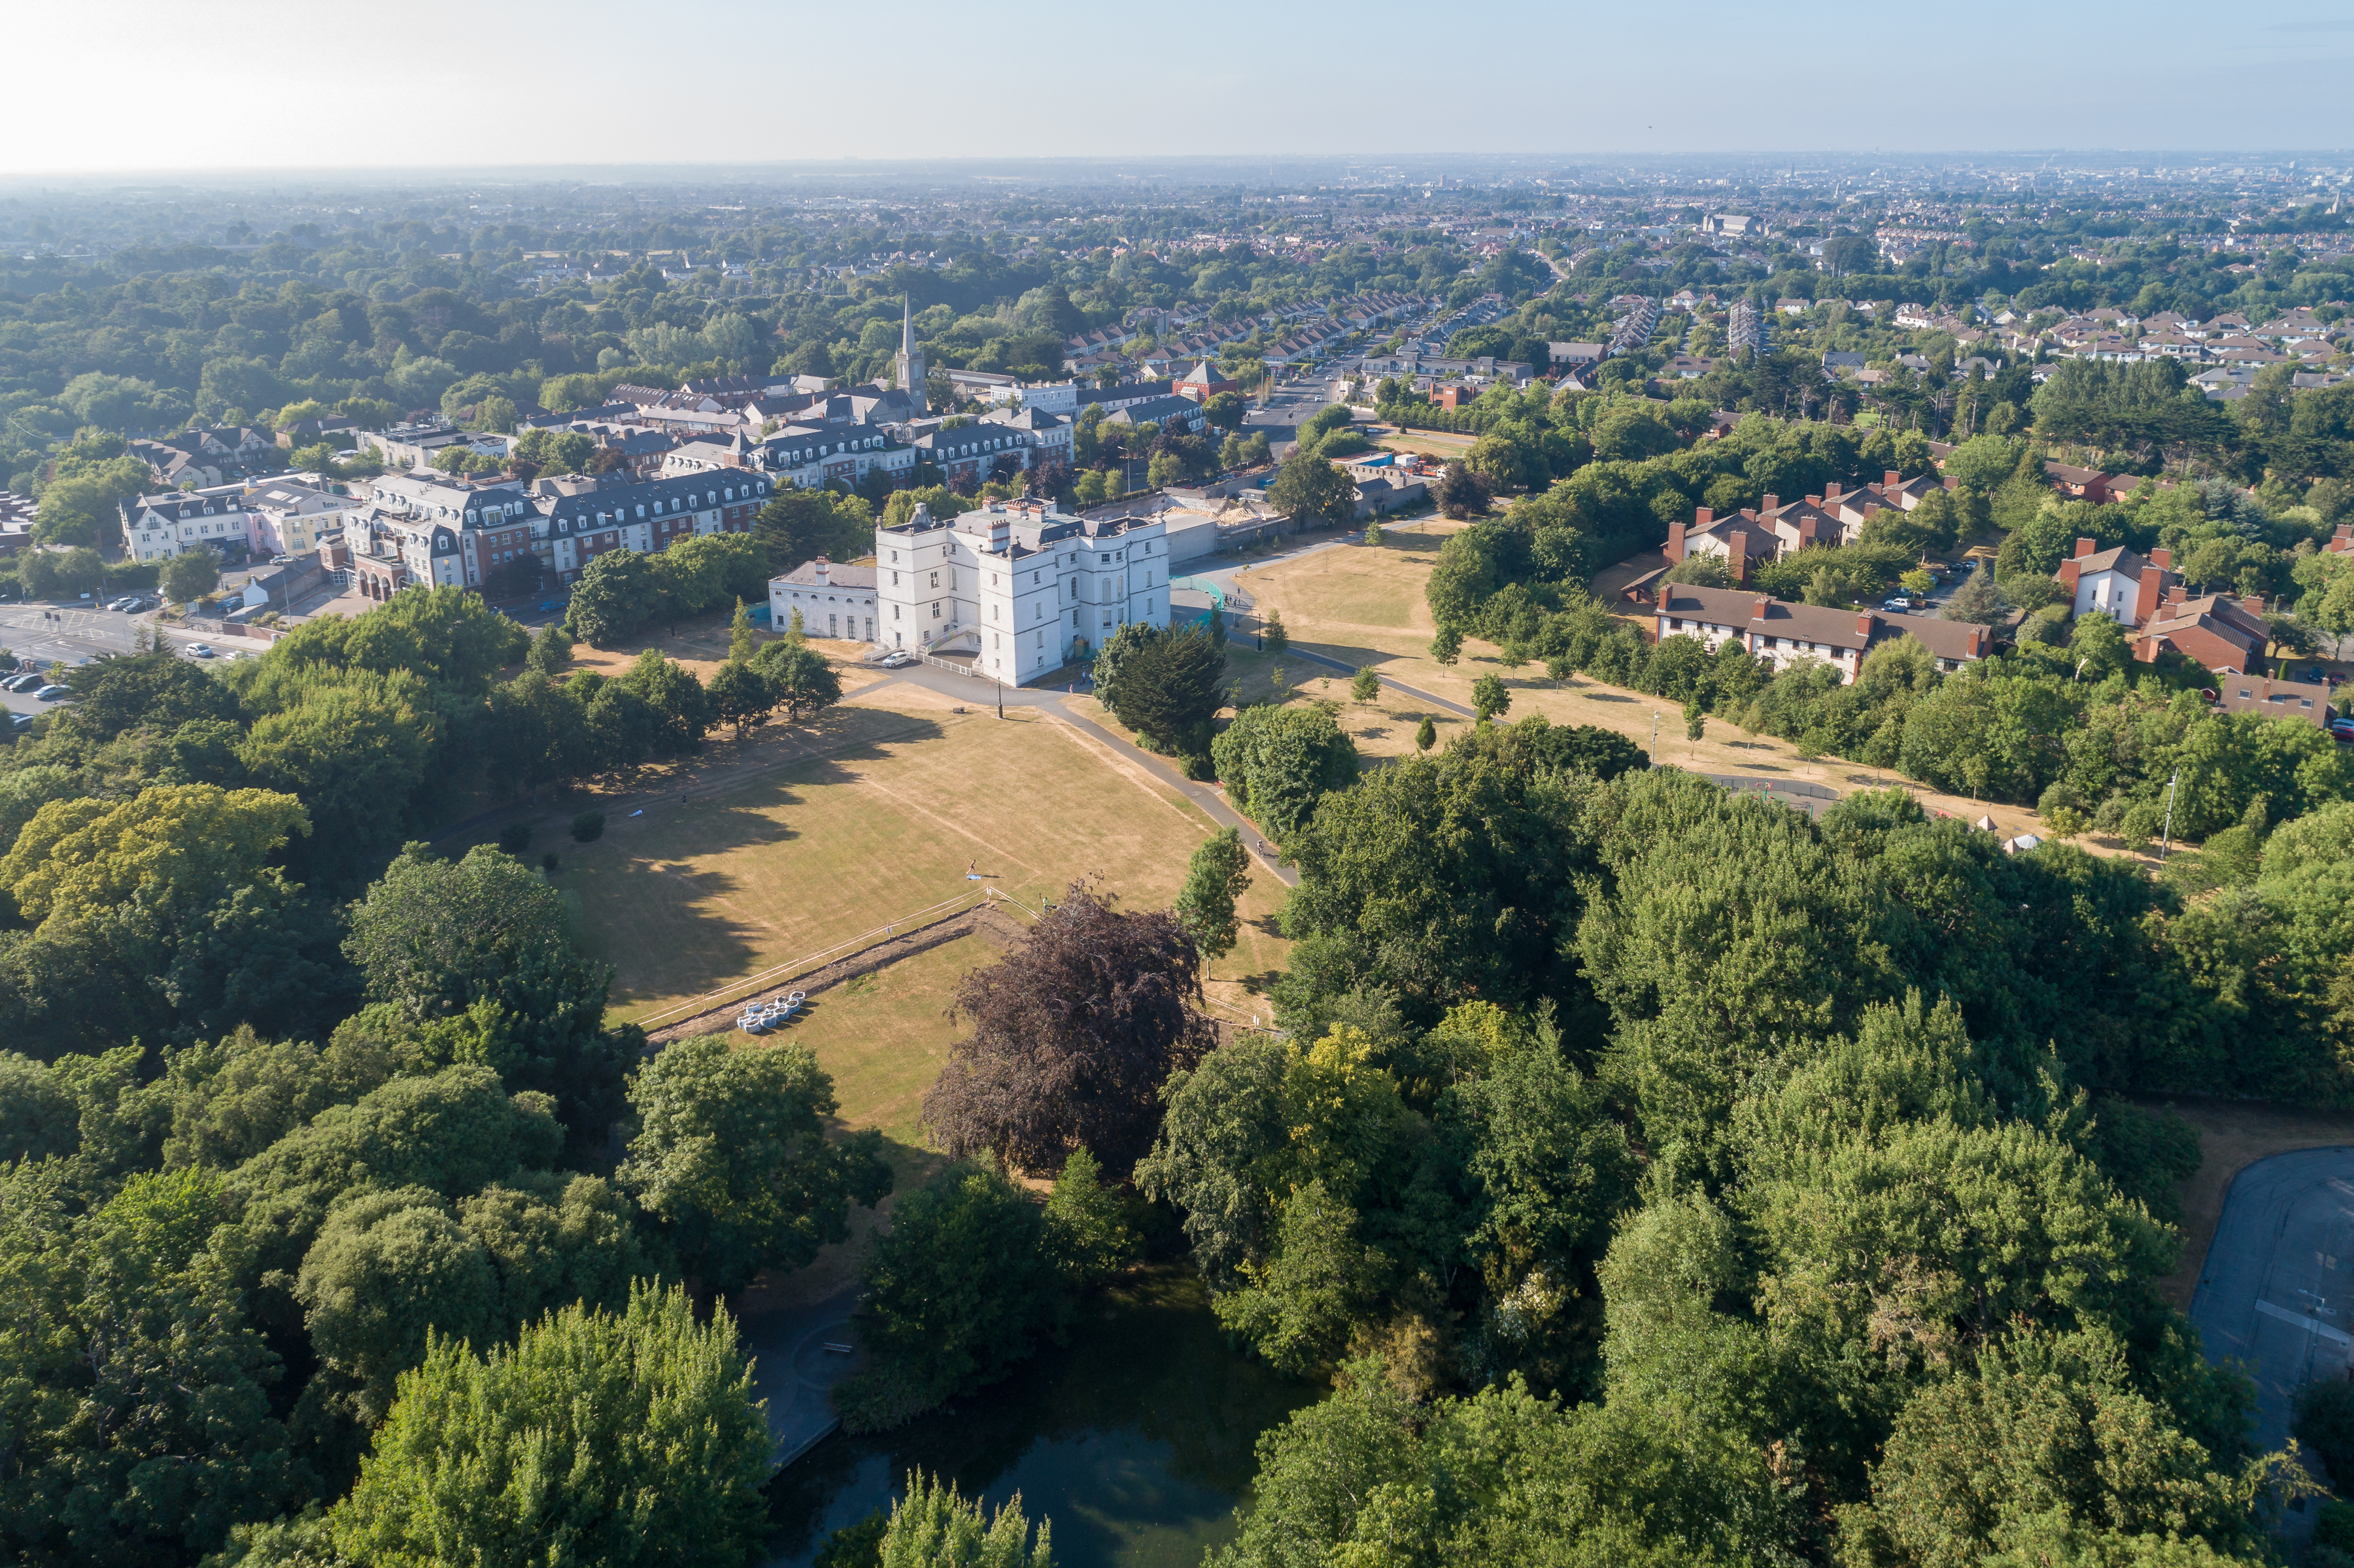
[2189,1145,2354,1536]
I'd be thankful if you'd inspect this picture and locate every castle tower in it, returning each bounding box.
[895,296,928,414]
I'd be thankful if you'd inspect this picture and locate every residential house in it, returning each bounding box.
[2055,538,2175,626]
[2214,673,2331,728]
[1653,582,1990,682]
[2134,588,2273,673]
[2044,461,2116,504]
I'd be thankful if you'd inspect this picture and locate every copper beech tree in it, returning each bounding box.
[921,881,1217,1178]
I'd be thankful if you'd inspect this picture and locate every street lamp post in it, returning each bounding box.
[2158,766,2181,858]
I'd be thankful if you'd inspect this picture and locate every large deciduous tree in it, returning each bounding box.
[617,1036,890,1297]
[330,1284,773,1568]
[923,882,1216,1178]
[343,845,634,1143]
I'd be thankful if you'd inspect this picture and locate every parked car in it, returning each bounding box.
[537,600,566,612]
[3,671,44,692]
[1881,597,1913,613]
[876,650,917,668]
[6,713,32,731]
[33,685,70,702]
[184,643,216,659]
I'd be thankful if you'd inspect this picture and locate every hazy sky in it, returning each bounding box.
[8,0,2352,174]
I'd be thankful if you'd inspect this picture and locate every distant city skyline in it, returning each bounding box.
[6,0,2353,176]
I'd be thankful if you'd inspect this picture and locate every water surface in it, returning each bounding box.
[760,1267,1317,1567]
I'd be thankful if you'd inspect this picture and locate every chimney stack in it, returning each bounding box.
[1696,505,1713,527]
[1885,469,1901,489]
[1762,494,1780,512]
[1967,625,1987,658]
[2075,537,2097,558]
[1826,481,1843,501]
[1752,594,1771,622]
[2166,584,2185,607]
[1728,531,1750,586]
[2243,594,2266,617]
[1667,520,1688,562]
[1857,611,1876,638]
[1943,475,1959,491]
[2150,546,2172,570]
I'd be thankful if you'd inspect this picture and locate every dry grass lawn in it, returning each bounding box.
[468,673,1291,1140]
[1232,519,2062,845]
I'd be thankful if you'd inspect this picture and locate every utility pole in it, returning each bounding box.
[2159,766,2181,859]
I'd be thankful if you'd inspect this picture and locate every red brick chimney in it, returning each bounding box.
[1966,624,1987,658]
[1826,481,1844,502]
[1728,531,1750,586]
[1762,494,1779,513]
[2166,584,2186,607]
[1806,494,1822,508]
[2131,568,2162,626]
[2242,593,2266,617]
[1884,469,1901,488]
[1657,581,1674,609]
[1856,611,1875,638]
[1942,475,1959,491]
[2150,547,2172,571]
[1667,520,1687,562]
[1695,505,1713,527]
[2058,557,2082,591]
[2074,537,2097,558]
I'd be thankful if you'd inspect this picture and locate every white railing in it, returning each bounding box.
[630,883,1035,1031]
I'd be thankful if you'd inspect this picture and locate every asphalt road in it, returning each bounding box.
[0,601,157,721]
[2189,1148,2354,1480]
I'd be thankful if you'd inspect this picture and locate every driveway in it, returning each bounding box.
[2190,1148,2354,1480]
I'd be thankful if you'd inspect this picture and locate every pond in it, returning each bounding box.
[757,1267,1318,1568]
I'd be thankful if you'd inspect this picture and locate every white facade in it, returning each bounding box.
[770,560,879,644]
[120,490,263,562]
[874,499,1170,684]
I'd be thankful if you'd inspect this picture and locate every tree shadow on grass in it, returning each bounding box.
[547,711,949,1011]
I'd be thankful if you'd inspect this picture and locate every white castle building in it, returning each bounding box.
[874,498,1171,684]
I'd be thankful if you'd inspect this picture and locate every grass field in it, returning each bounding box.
[471,672,1291,1138]
[1233,519,2056,842]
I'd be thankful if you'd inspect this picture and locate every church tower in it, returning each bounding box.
[895,296,928,414]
